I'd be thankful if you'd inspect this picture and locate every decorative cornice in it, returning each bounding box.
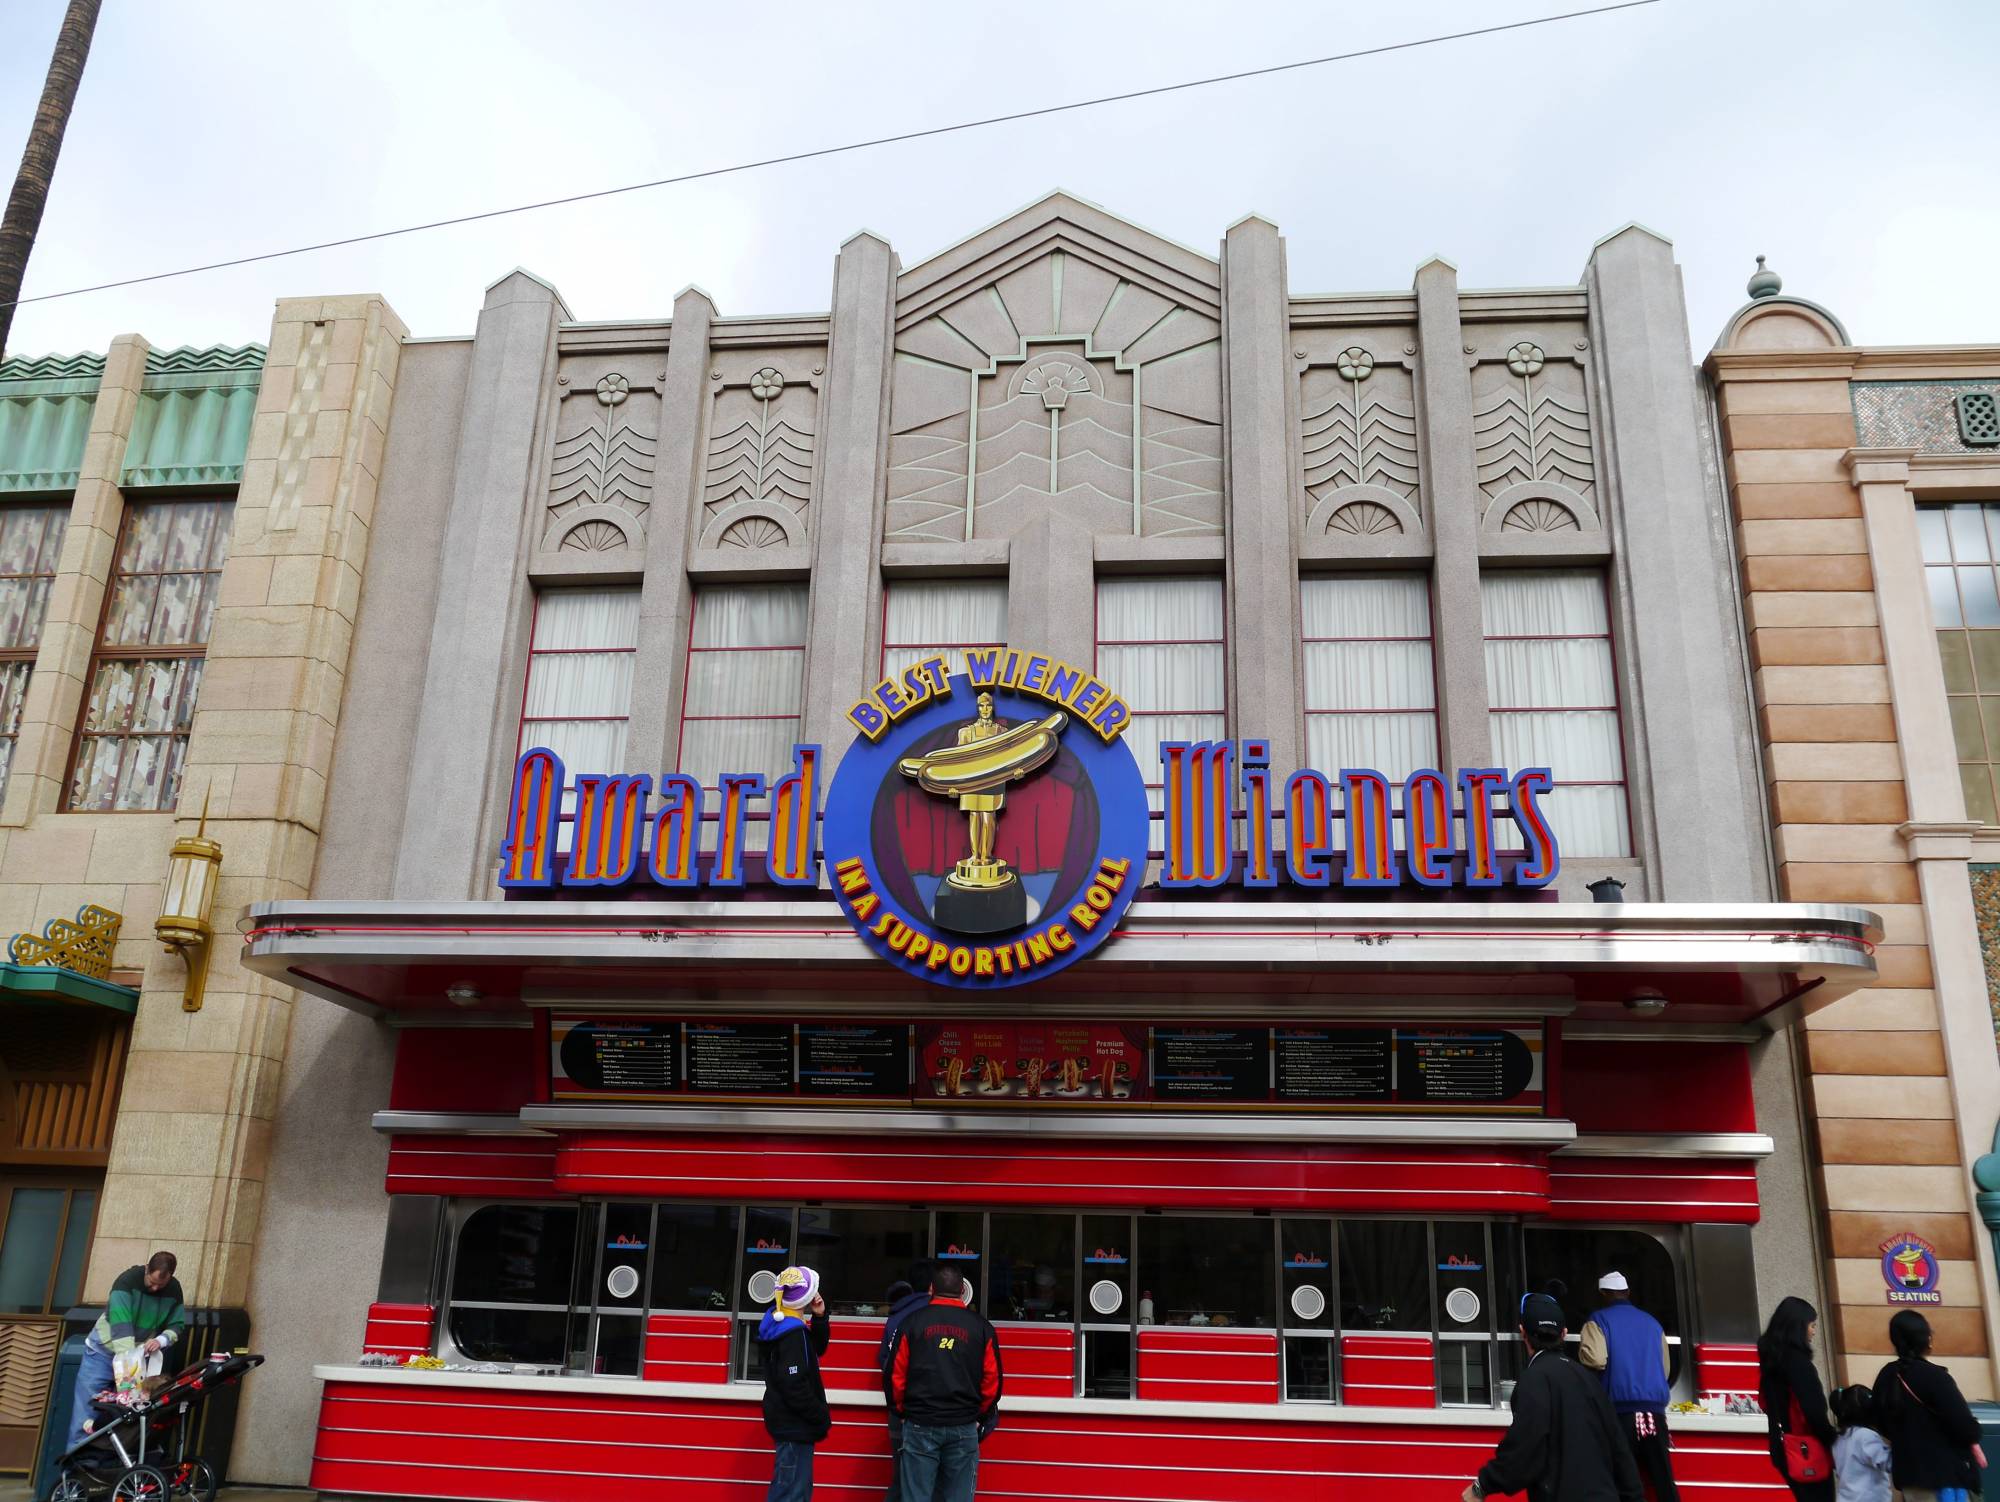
[1844,446,1917,485]
[144,343,266,375]
[1899,819,1984,861]
[0,350,104,382]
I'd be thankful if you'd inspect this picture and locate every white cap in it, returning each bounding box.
[1599,1271,1629,1292]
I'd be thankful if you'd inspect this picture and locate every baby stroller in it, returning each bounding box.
[50,1351,264,1502]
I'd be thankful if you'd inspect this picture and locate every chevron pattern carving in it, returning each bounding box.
[0,1319,61,1426]
[1472,340,1596,504]
[702,363,816,533]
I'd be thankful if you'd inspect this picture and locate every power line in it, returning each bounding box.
[3,0,1659,313]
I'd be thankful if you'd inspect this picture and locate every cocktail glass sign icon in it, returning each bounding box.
[1879,1233,1942,1305]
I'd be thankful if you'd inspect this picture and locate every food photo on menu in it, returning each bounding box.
[920,1022,1143,1101]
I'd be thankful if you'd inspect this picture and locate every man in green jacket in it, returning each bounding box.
[65,1251,187,1452]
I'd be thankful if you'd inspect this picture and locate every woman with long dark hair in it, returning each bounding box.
[1759,1296,1836,1500]
[1871,1309,1985,1500]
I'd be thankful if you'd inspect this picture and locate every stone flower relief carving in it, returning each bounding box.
[1298,337,1420,540]
[701,356,821,550]
[887,247,1223,542]
[544,362,662,552]
[1471,332,1598,534]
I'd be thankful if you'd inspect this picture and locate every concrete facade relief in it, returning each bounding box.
[1291,311,1424,551]
[888,200,1225,543]
[544,351,663,555]
[699,345,823,551]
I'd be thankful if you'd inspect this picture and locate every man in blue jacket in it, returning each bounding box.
[1579,1271,1680,1501]
[876,1263,933,1502]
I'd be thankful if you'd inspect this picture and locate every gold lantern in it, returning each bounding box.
[156,801,222,1012]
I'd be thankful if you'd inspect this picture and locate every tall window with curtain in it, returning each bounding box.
[881,579,1007,680]
[517,588,640,771]
[1480,570,1629,858]
[69,498,232,812]
[677,584,810,837]
[1095,576,1226,811]
[1919,503,2000,824]
[1301,573,1438,781]
[0,504,67,800]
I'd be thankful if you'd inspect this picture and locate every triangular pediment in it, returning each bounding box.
[896,191,1220,329]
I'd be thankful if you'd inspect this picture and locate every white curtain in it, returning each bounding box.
[1302,574,1438,782]
[1097,577,1225,810]
[1481,570,1629,857]
[680,584,809,849]
[882,579,1007,680]
[520,588,640,773]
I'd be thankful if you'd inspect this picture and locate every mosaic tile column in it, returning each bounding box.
[89,295,407,1307]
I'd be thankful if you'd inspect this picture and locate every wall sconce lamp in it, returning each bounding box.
[156,798,223,1012]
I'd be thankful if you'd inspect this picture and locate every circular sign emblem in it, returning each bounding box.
[824,677,1149,987]
[1880,1233,1943,1304]
[746,1268,780,1304]
[605,1264,640,1300]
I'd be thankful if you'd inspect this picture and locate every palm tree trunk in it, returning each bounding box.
[0,0,102,360]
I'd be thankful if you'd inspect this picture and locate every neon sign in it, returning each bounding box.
[498,651,1562,987]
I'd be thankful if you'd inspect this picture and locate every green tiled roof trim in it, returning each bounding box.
[0,352,104,495]
[123,344,266,488]
[0,960,139,1014]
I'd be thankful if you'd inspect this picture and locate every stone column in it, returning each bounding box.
[90,293,408,1308]
[392,271,565,899]
[1009,511,1095,674]
[1219,216,1302,774]
[1586,226,1766,899]
[625,285,713,775]
[799,233,897,766]
[1412,258,1490,770]
[1853,446,2000,1391]
[2,335,147,823]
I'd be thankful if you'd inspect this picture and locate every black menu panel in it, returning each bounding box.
[686,1022,795,1094]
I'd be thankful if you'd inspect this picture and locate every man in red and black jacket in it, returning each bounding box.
[886,1265,1002,1501]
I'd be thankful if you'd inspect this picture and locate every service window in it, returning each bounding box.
[650,1204,737,1312]
[736,1205,796,1378]
[445,1203,580,1368]
[934,1210,987,1309]
[1081,1212,1134,1399]
[988,1212,1074,1324]
[1338,1219,1433,1335]
[1435,1221,1497,1406]
[1137,1215,1275,1328]
[798,1207,928,1317]
[1524,1225,1686,1390]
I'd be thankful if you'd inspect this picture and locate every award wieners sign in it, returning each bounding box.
[497,646,1566,989]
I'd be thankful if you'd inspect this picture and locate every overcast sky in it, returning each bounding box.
[3,0,1996,359]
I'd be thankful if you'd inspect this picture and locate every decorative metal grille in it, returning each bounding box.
[1958,392,2000,447]
[8,903,122,979]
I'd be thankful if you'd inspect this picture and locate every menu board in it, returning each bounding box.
[1151,1028,1270,1101]
[686,1022,795,1095]
[1397,1028,1539,1106]
[551,1017,681,1100]
[1274,1027,1394,1102]
[798,1024,910,1098]
[548,1015,1542,1115]
[919,1022,1146,1102]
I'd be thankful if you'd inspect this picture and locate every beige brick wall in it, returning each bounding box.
[1715,363,1992,1391]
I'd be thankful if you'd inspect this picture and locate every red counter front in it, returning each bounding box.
[311,1367,1788,1501]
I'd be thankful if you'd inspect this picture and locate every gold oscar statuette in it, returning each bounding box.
[897,693,1066,932]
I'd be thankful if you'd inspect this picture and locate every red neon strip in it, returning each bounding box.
[244,921,1874,951]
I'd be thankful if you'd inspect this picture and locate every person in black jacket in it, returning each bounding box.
[1757,1295,1837,1501]
[758,1265,831,1502]
[1463,1290,1643,1502]
[887,1265,1003,1502]
[1872,1309,1987,1499]
[876,1264,933,1502]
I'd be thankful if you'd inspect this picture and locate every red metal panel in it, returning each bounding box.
[385,1134,559,1198]
[1340,1333,1435,1409]
[1696,1342,1763,1399]
[362,1303,434,1358]
[311,1378,1788,1501]
[1562,1040,1758,1135]
[819,1317,887,1393]
[1137,1327,1278,1402]
[390,1028,540,1114]
[995,1323,1075,1396]
[1546,1158,1759,1224]
[642,1313,730,1385]
[555,1132,1551,1214]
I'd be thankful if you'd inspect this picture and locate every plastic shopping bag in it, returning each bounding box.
[111,1347,162,1389]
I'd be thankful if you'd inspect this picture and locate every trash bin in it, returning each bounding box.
[27,1304,252,1500]
[1974,1400,2000,1495]
[29,1306,99,1502]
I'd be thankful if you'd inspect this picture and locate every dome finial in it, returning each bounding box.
[1747,254,1782,300]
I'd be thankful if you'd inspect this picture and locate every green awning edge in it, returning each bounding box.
[0,962,140,1014]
